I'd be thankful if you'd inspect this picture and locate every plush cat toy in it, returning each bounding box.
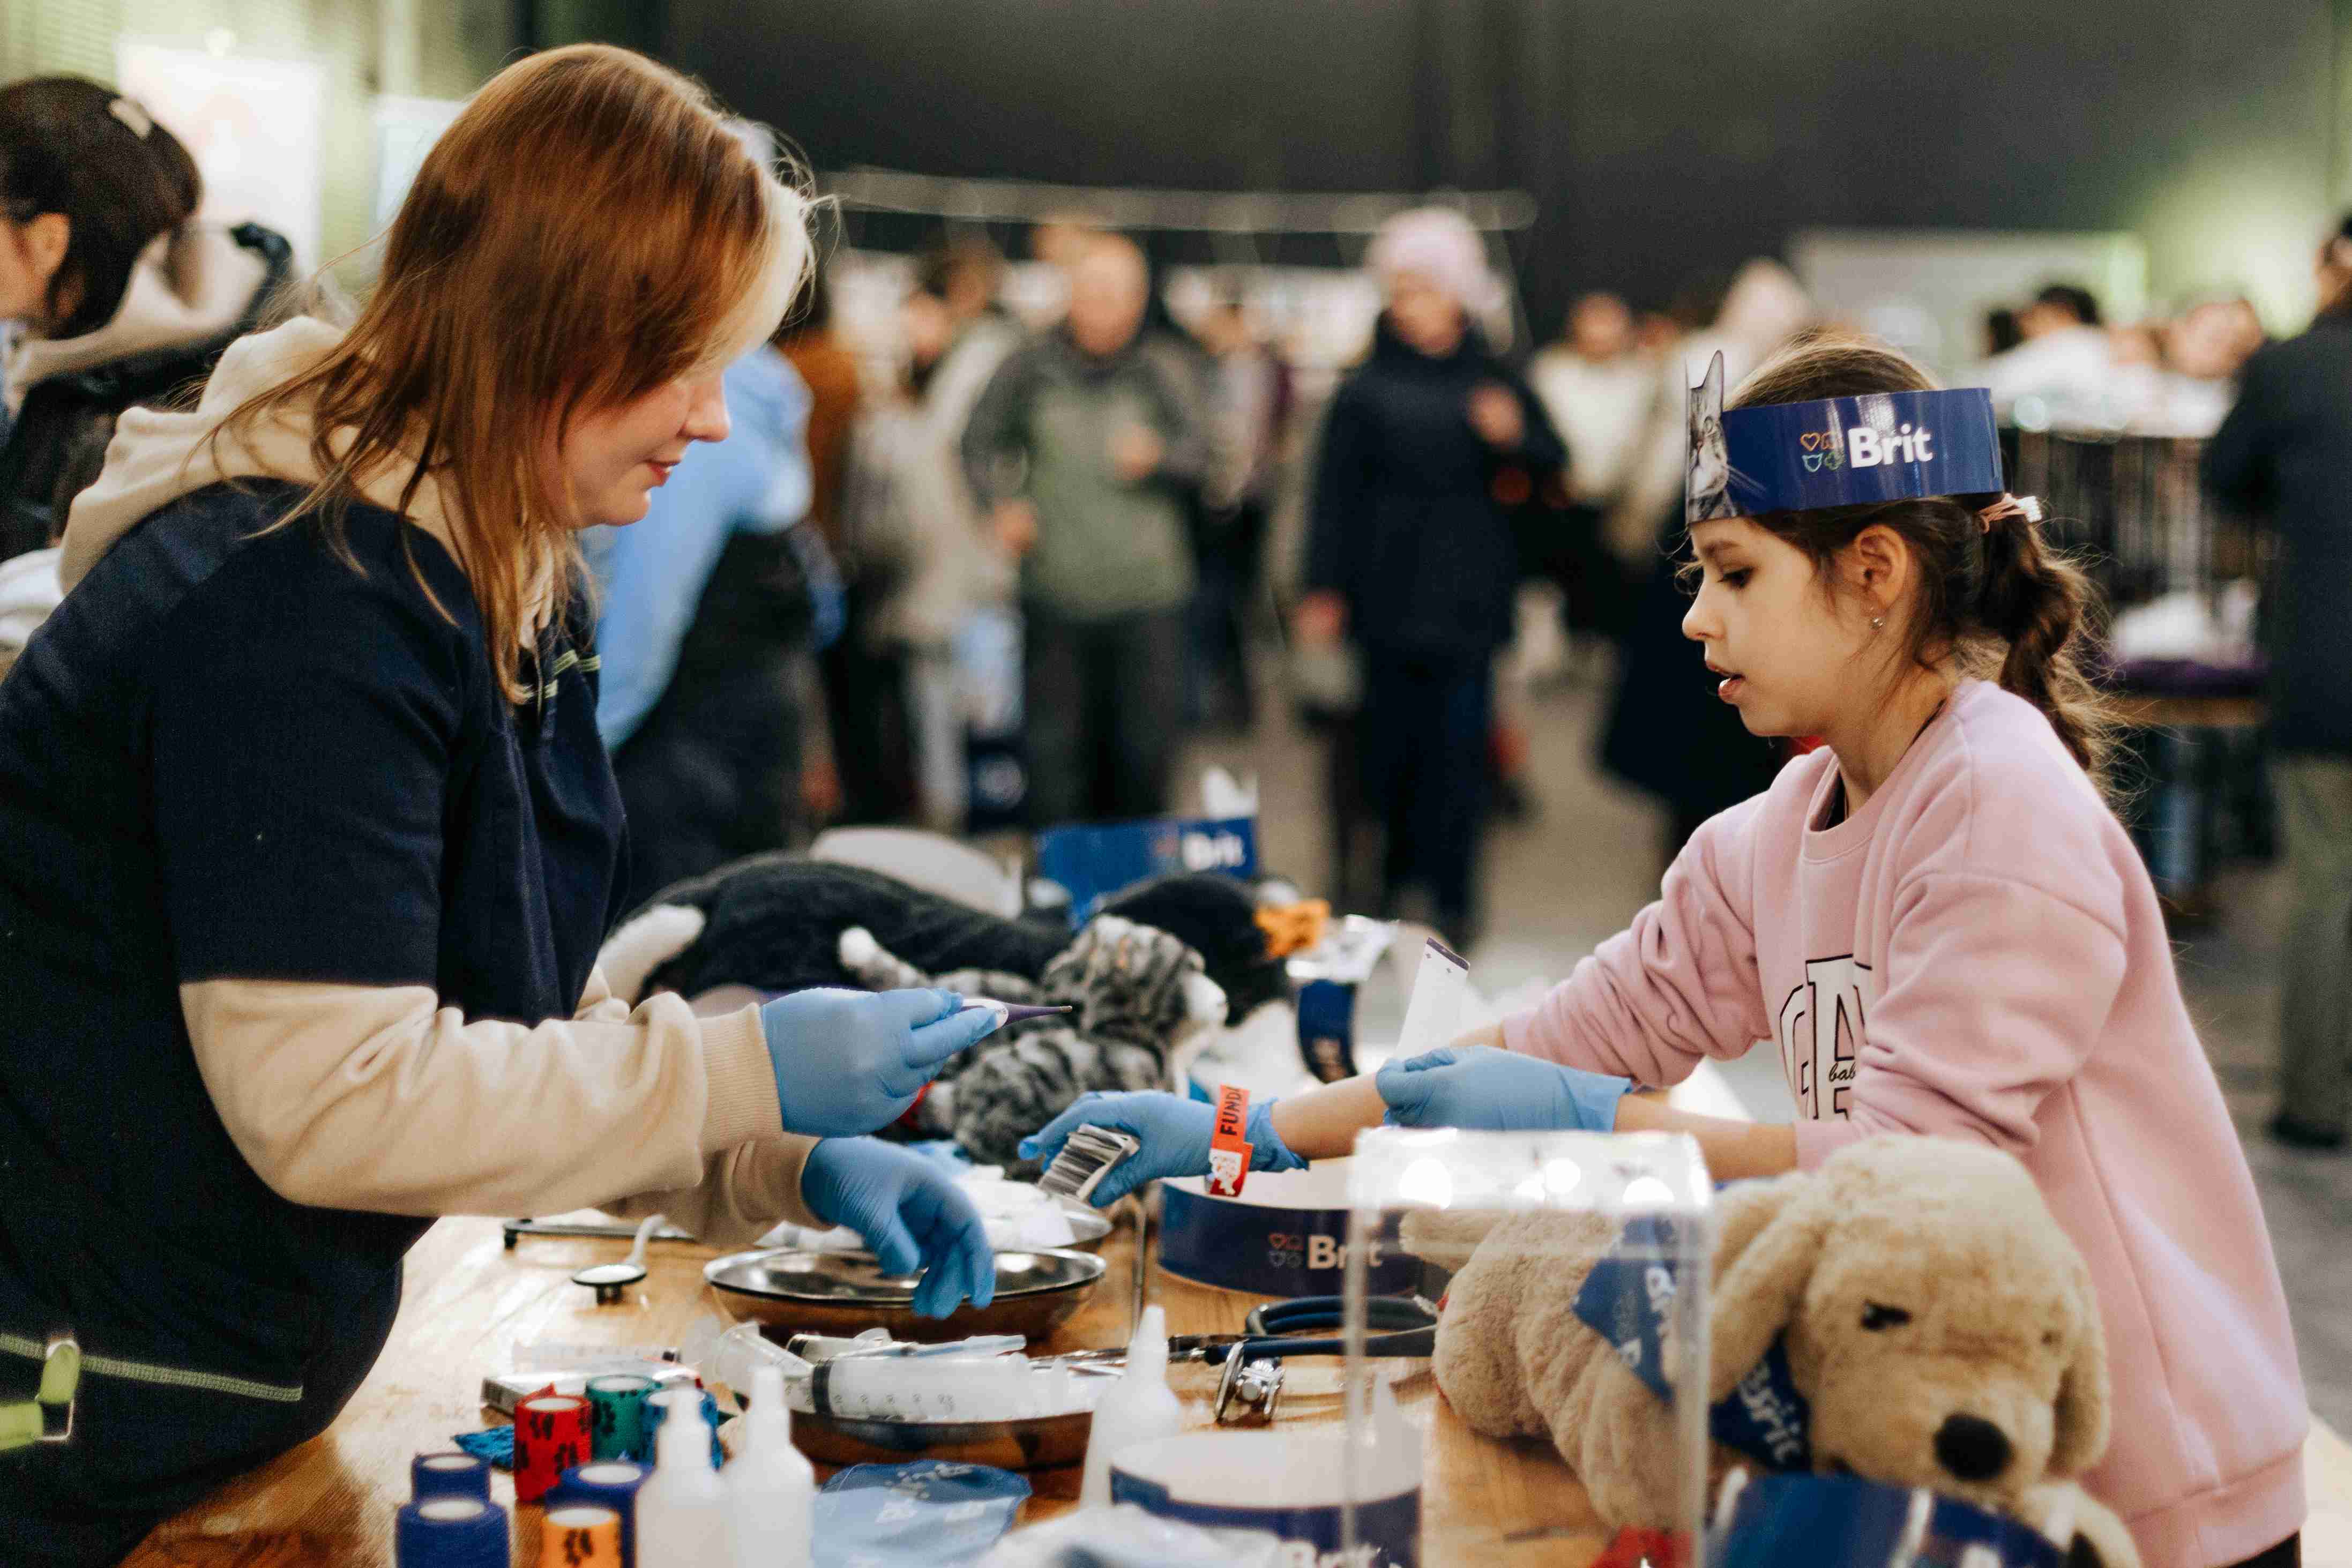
[596,857,1285,1164]
[836,914,1228,1165]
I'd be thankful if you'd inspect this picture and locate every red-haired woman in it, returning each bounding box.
[0,47,1002,1561]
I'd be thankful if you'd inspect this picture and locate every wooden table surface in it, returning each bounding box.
[126,1209,1604,1567]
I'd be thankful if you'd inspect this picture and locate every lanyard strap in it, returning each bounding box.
[0,1336,79,1453]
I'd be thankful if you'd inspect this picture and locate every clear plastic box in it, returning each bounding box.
[1340,1127,1716,1567]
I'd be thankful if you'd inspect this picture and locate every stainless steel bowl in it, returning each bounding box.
[704,1247,1106,1343]
[790,1407,1093,1470]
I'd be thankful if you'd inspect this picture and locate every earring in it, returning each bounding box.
[1870,616,1886,631]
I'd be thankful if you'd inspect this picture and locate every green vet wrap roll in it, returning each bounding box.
[586,1373,656,1462]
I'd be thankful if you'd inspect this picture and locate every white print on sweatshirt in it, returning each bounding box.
[1776,954,1875,1122]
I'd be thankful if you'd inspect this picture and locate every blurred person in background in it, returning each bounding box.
[2151,294,2267,435]
[1299,207,1565,945]
[587,319,836,897]
[0,78,292,673]
[1602,259,1811,859]
[1527,289,1652,650]
[787,265,900,825]
[962,232,1208,826]
[840,234,1022,832]
[1188,283,1292,730]
[2202,214,2352,1153]
[1978,280,2119,426]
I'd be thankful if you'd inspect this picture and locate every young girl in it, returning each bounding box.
[1030,335,2308,1568]
[0,48,1002,1563]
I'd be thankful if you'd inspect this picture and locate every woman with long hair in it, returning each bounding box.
[0,47,1003,1562]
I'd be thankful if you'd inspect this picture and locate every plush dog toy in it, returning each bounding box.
[595,857,1286,1165]
[1408,1137,2139,1568]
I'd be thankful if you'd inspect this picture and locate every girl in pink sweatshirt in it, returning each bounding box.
[1030,335,2308,1568]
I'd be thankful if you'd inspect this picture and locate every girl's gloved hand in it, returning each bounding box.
[800,1138,997,1319]
[758,988,1001,1138]
[1374,1044,1631,1132]
[1017,1090,1305,1208]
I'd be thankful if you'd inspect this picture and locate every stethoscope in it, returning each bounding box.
[1046,1294,1440,1425]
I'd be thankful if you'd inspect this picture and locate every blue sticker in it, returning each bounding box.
[1572,1216,1813,1473]
[1686,350,2005,524]
[1034,815,1258,927]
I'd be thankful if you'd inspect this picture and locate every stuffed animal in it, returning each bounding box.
[595,856,1283,1165]
[599,857,1287,1023]
[837,914,1227,1165]
[1407,1137,2140,1568]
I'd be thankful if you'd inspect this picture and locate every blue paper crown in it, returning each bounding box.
[1685,351,2006,525]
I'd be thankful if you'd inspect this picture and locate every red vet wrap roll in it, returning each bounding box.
[538,1504,622,1567]
[1206,1083,1253,1197]
[514,1394,592,1505]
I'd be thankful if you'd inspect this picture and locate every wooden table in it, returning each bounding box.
[126,1212,1605,1566]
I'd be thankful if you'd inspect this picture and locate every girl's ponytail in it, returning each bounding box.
[1976,508,2117,788]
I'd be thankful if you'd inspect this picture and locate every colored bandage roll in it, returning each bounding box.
[395,1495,511,1568]
[548,1461,646,1568]
[514,1394,592,1505]
[585,1374,655,1462]
[538,1503,622,1567]
[412,1451,494,1504]
[643,1387,723,1469]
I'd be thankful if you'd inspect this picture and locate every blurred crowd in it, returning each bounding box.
[5,77,2347,962]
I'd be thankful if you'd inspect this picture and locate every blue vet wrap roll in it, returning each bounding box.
[410,1451,492,1504]
[549,1460,647,1568]
[394,1496,511,1568]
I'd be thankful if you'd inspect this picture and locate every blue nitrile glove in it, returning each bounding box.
[801,1138,997,1319]
[1374,1044,1632,1132]
[759,988,1002,1138]
[1016,1090,1305,1208]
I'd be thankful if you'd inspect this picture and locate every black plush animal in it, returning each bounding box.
[595,857,1288,1165]
[600,857,1286,1026]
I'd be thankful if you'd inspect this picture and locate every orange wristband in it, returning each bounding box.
[1206,1083,1253,1197]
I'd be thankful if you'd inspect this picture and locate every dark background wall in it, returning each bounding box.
[659,0,2342,339]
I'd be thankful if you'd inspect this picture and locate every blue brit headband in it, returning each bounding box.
[1685,350,2016,526]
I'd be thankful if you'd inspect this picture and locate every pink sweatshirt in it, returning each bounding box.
[1504,680,2306,1568]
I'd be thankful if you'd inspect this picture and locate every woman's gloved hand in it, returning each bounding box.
[1374,1044,1631,1132]
[758,988,1001,1138]
[1017,1091,1304,1208]
[800,1138,997,1319]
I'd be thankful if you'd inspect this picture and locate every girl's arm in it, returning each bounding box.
[1262,1061,1799,1181]
[1507,803,1774,1085]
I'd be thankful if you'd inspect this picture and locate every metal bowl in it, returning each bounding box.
[790,1407,1093,1470]
[704,1247,1106,1343]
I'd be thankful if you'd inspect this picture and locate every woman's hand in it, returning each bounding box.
[758,988,1000,1138]
[1374,1044,1630,1132]
[800,1138,996,1318]
[1294,590,1346,644]
[1467,383,1525,450]
[1018,1089,1304,1208]
[992,498,1040,555]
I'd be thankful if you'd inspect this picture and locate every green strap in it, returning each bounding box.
[0,1336,79,1454]
[0,1331,298,1407]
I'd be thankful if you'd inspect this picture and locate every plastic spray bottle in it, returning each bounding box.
[633,1392,728,1566]
[729,1363,815,1568]
[1079,1304,1184,1507]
